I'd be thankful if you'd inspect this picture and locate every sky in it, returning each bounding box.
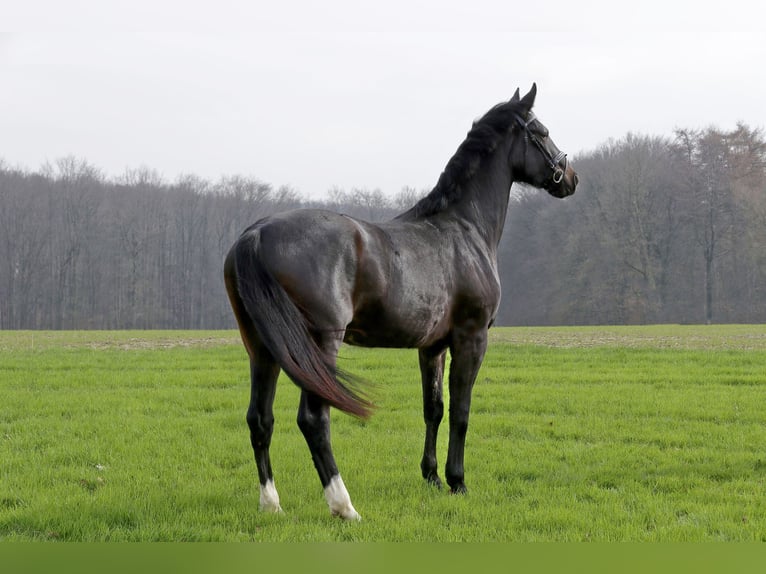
[2,0,765,198]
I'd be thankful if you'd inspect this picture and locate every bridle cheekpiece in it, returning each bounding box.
[514,112,567,184]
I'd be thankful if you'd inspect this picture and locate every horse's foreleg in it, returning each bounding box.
[445,329,488,494]
[419,347,446,488]
[246,346,282,513]
[297,389,361,520]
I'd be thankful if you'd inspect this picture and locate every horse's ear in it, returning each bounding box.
[510,88,520,104]
[519,83,537,110]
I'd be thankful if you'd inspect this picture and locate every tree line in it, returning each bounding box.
[1,122,764,330]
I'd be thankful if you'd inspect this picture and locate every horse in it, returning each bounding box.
[224,84,577,520]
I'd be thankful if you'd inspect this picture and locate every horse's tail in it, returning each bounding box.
[231,230,372,419]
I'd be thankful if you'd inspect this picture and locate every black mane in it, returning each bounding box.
[396,99,524,220]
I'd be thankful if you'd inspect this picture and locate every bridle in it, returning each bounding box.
[514,112,568,184]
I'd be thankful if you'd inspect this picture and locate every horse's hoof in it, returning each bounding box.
[262,505,284,513]
[259,500,284,513]
[425,474,443,489]
[259,480,283,513]
[449,484,467,495]
[325,475,361,521]
[332,508,362,521]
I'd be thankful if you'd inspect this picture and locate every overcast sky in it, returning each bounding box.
[2,1,765,198]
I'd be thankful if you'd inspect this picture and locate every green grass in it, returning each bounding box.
[2,326,766,541]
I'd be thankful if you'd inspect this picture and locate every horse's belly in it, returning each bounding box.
[344,299,448,349]
[343,324,421,348]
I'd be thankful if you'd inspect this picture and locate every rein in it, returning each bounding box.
[514,112,567,184]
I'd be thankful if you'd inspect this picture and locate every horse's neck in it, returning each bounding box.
[450,146,513,250]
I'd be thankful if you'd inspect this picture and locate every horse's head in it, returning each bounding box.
[508,84,578,198]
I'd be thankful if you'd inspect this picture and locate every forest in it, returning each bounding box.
[1,123,765,330]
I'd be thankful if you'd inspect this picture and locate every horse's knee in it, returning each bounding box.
[247,410,274,449]
[449,407,470,438]
[296,405,315,436]
[297,396,330,436]
[451,418,468,439]
[424,400,444,425]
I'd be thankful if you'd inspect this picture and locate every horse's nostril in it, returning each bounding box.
[573,174,580,187]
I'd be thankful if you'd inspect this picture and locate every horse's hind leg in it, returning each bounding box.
[297,390,360,520]
[296,335,361,521]
[225,253,282,513]
[247,343,282,513]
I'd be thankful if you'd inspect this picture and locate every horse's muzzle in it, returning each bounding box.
[549,165,578,198]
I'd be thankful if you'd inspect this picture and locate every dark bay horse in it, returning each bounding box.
[224,84,577,520]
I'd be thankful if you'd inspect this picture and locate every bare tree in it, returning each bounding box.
[0,167,48,328]
[673,127,758,323]
[393,186,427,211]
[42,157,104,328]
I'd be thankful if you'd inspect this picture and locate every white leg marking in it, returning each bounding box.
[259,479,283,513]
[324,475,361,521]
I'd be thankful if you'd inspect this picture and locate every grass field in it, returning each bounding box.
[2,325,766,541]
